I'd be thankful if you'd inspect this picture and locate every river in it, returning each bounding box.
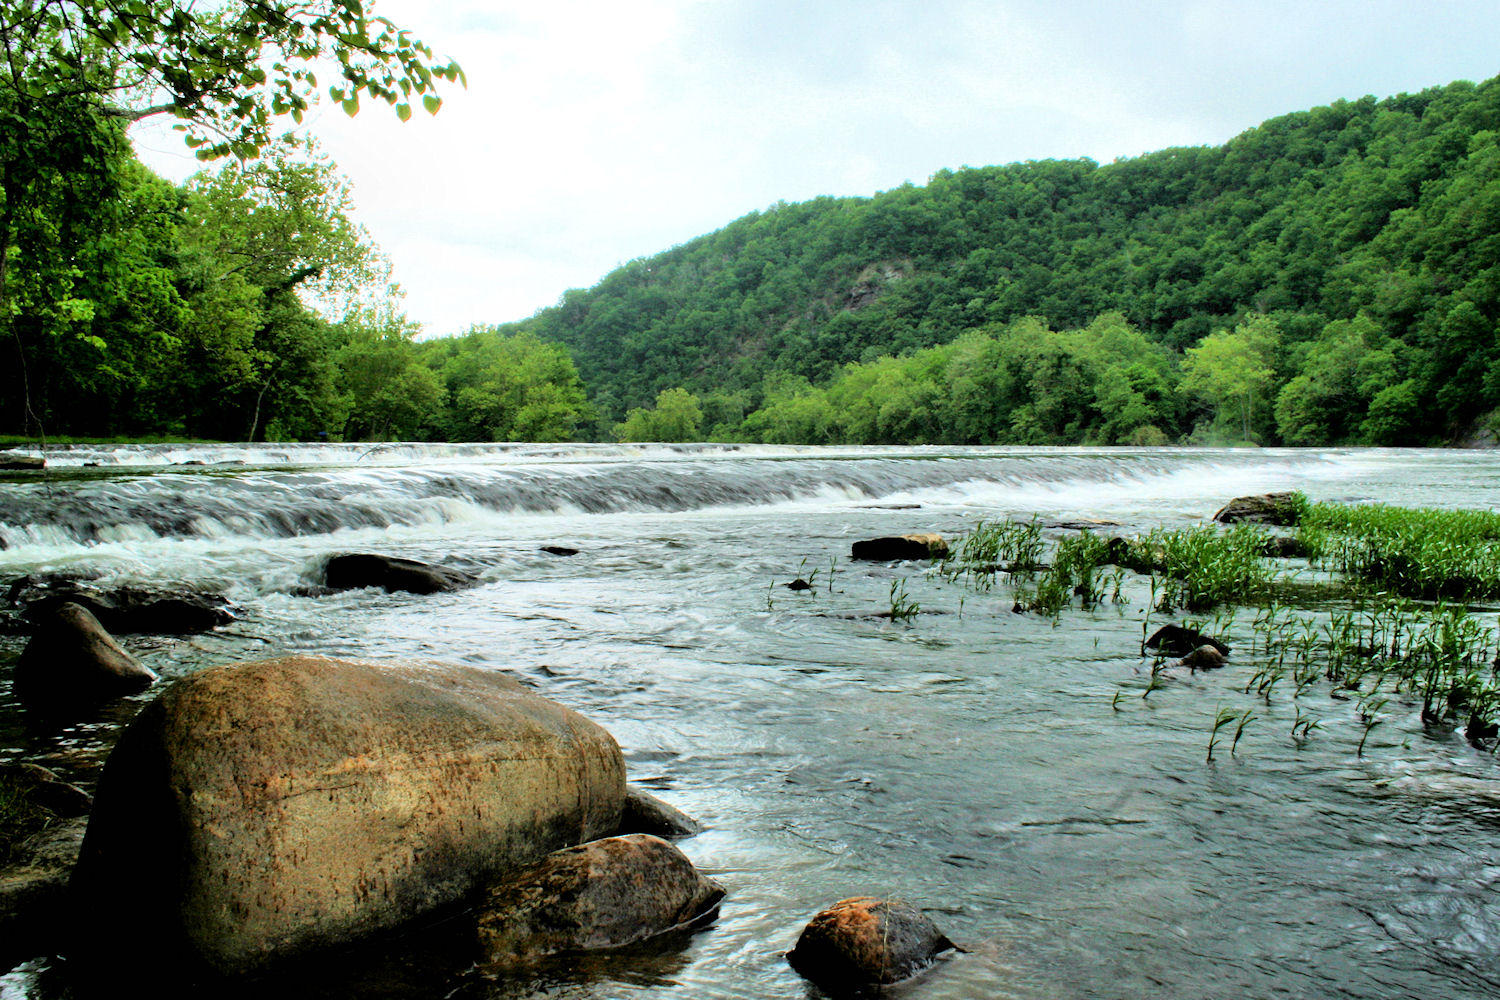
[2,444,1499,999]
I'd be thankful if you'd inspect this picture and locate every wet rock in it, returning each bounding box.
[1144,624,1229,658]
[71,656,625,975]
[323,553,477,594]
[1213,492,1303,526]
[618,786,701,839]
[1047,517,1123,530]
[1180,645,1228,670]
[541,545,579,557]
[16,582,235,634]
[0,817,87,967]
[6,763,92,817]
[475,834,723,965]
[787,896,956,987]
[850,534,949,562]
[785,578,813,591]
[0,452,44,470]
[14,603,157,710]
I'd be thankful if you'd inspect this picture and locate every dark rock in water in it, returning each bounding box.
[71,656,625,976]
[1145,624,1229,658]
[541,545,580,557]
[786,578,813,591]
[0,452,44,470]
[6,763,92,817]
[860,503,922,510]
[851,534,949,562]
[1259,534,1309,559]
[1180,645,1228,670]
[787,896,956,987]
[1213,492,1302,526]
[324,553,477,594]
[15,603,157,710]
[475,834,723,965]
[618,786,701,839]
[17,582,235,634]
[0,817,87,968]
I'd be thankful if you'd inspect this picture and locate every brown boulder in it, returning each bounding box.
[787,896,956,986]
[850,534,949,562]
[14,602,156,710]
[475,834,723,965]
[71,656,625,975]
[0,452,44,470]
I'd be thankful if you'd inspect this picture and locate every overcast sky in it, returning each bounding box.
[131,0,1500,337]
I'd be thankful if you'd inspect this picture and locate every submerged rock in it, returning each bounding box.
[1213,492,1302,526]
[1259,534,1309,559]
[541,545,580,557]
[323,553,477,594]
[1145,624,1229,658]
[618,785,702,839]
[71,656,625,975]
[475,834,723,965]
[850,534,949,562]
[787,896,956,987]
[785,578,813,591]
[14,602,157,710]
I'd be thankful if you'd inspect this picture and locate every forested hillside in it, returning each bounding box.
[518,76,1500,446]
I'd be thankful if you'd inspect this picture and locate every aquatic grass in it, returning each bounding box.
[1132,525,1274,612]
[940,516,1045,590]
[1300,501,1500,600]
[888,579,920,623]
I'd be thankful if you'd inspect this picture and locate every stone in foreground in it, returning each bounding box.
[71,656,625,975]
[1212,492,1302,526]
[475,834,723,965]
[1180,644,1228,670]
[787,896,956,987]
[850,534,949,562]
[14,602,156,710]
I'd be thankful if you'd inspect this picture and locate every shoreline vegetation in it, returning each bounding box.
[9,75,1500,449]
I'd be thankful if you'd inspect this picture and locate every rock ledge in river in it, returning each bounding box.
[323,553,477,594]
[1212,492,1303,526]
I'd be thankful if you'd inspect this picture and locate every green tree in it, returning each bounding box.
[615,387,704,442]
[1181,315,1281,443]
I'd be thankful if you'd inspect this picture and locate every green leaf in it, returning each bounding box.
[342,96,359,116]
[422,94,441,114]
[396,102,411,122]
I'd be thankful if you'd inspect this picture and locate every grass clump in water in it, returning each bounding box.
[940,516,1045,590]
[1125,525,1273,613]
[1299,500,1500,601]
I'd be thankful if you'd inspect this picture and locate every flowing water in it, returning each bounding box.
[3,444,1500,999]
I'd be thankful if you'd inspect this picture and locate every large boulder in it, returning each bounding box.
[323,553,477,594]
[14,602,157,710]
[1212,492,1303,526]
[71,656,625,975]
[850,534,949,562]
[475,834,723,965]
[787,896,956,987]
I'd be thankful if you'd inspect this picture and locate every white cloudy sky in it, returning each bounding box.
[131,0,1500,337]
